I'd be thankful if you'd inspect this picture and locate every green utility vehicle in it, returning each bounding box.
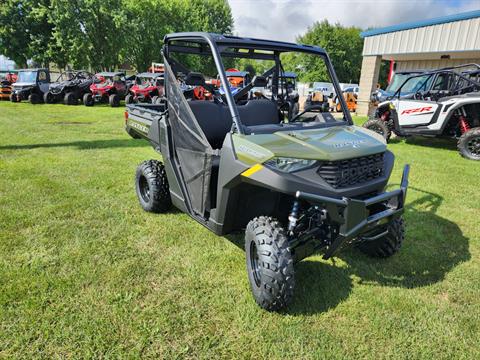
[125,32,410,311]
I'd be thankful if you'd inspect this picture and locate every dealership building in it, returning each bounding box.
[357,10,480,116]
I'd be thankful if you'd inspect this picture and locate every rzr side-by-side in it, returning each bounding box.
[84,72,127,107]
[364,64,480,160]
[125,73,165,104]
[125,32,410,311]
[44,70,94,105]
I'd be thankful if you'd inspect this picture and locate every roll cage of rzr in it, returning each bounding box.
[162,32,354,132]
[390,63,480,101]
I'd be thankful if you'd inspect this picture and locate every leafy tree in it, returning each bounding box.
[49,0,127,71]
[0,0,56,68]
[283,20,363,84]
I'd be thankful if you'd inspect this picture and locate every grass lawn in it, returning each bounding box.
[1,102,479,359]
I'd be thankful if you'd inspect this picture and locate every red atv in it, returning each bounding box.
[83,72,127,107]
[125,73,164,104]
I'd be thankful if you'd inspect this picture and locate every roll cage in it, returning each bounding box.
[162,32,353,134]
[392,63,480,100]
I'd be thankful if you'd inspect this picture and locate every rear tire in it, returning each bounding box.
[135,160,172,213]
[358,217,405,258]
[28,93,40,104]
[245,216,294,311]
[64,92,77,105]
[10,93,18,102]
[109,93,120,107]
[83,93,94,106]
[458,127,480,161]
[363,118,391,142]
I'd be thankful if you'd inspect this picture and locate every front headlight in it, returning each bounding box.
[264,157,317,173]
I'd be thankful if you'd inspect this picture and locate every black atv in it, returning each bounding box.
[125,32,410,311]
[10,68,51,104]
[43,70,94,105]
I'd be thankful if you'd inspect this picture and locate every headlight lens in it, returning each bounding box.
[264,157,317,173]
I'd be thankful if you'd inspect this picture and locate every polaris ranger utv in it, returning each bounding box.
[364,64,480,160]
[44,70,94,105]
[125,32,410,311]
[10,68,51,104]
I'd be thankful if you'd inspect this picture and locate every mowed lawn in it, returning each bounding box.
[1,101,479,359]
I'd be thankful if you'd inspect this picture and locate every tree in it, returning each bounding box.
[283,20,364,84]
[49,0,128,71]
[122,0,234,72]
[0,0,56,68]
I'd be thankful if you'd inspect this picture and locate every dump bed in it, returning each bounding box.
[125,103,167,147]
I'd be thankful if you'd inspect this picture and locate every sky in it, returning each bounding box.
[228,0,480,42]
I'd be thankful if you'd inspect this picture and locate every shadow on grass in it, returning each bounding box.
[403,136,458,152]
[286,187,470,315]
[0,139,148,151]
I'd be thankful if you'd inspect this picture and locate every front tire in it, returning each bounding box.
[109,93,120,107]
[10,93,18,102]
[458,127,480,161]
[363,118,391,142]
[29,93,40,104]
[245,216,294,311]
[125,94,134,104]
[44,91,55,104]
[135,160,172,213]
[358,217,405,258]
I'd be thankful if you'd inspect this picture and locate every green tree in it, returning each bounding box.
[49,0,127,71]
[283,20,364,84]
[0,0,56,68]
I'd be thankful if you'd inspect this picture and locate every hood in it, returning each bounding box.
[234,125,386,163]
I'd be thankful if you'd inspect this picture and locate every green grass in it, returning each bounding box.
[0,102,479,359]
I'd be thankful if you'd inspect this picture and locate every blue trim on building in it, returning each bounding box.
[361,10,480,38]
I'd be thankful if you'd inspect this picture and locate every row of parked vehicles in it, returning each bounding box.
[2,68,166,107]
[365,63,480,160]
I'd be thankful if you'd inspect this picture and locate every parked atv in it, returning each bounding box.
[125,32,410,311]
[43,70,94,105]
[83,72,127,107]
[304,85,330,112]
[0,71,17,100]
[10,68,51,104]
[125,73,164,104]
[364,65,480,160]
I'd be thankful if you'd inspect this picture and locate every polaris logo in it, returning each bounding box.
[333,140,366,149]
[401,106,432,115]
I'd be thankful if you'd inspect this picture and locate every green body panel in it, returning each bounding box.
[233,125,386,163]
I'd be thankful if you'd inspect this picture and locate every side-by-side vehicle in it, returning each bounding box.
[125,32,410,311]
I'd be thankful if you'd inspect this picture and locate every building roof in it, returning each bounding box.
[361,10,480,38]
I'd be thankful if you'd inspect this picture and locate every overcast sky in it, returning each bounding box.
[228,0,480,42]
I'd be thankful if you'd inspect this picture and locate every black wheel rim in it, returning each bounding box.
[139,175,150,203]
[249,241,261,287]
[466,136,480,157]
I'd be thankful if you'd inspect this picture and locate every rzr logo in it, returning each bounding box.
[401,106,432,115]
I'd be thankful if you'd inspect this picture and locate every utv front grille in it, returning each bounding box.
[317,153,384,188]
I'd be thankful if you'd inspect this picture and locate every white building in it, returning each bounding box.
[357,10,480,116]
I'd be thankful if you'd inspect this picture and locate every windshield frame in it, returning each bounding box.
[163,32,353,134]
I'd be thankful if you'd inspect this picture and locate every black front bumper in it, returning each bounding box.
[296,164,410,259]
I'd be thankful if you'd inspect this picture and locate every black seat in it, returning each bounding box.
[188,99,280,149]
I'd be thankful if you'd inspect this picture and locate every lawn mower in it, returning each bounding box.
[0,71,17,100]
[364,64,480,160]
[43,70,94,105]
[10,68,51,104]
[125,73,164,104]
[334,87,358,113]
[304,85,330,112]
[125,32,410,311]
[83,72,127,107]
